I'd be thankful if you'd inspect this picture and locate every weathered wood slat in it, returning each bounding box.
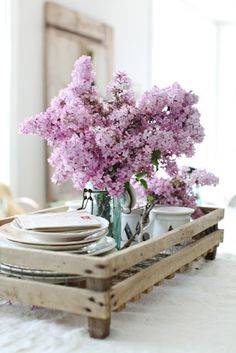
[0,276,110,319]
[105,208,224,276]
[113,303,126,312]
[130,293,142,302]
[110,230,223,310]
[45,2,108,42]
[0,247,110,278]
[143,286,154,294]
[166,273,175,279]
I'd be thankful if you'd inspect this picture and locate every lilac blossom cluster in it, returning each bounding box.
[132,167,219,218]
[19,56,204,197]
[179,167,219,187]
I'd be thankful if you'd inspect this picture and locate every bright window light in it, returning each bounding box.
[152,0,217,171]
[152,0,236,204]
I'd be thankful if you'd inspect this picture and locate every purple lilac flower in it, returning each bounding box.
[138,83,205,161]
[132,166,219,218]
[186,168,219,186]
[19,56,205,197]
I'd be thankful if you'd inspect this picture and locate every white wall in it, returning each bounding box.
[152,0,217,173]
[217,24,236,203]
[10,0,152,207]
[152,0,236,205]
[10,0,46,207]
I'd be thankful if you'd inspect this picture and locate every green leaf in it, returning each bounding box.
[135,171,147,180]
[139,178,148,189]
[124,181,130,191]
[151,150,161,170]
[147,194,156,204]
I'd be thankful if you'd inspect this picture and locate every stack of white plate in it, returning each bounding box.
[0,215,117,284]
[0,262,85,285]
[0,216,117,254]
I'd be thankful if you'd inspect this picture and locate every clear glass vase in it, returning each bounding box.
[88,188,122,249]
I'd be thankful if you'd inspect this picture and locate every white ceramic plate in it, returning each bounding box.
[0,225,108,250]
[11,216,109,242]
[68,236,116,256]
[0,273,83,285]
[0,263,82,277]
[0,265,84,285]
[97,247,117,256]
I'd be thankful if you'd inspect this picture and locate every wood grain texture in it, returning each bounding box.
[0,208,224,279]
[87,278,111,338]
[45,1,113,104]
[0,247,110,278]
[105,208,224,276]
[45,2,107,41]
[0,276,110,318]
[110,230,223,310]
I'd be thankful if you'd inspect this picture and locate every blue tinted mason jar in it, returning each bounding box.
[87,186,121,249]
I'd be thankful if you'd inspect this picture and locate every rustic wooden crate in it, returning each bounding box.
[0,207,224,338]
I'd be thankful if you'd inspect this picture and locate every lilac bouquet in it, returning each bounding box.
[19,56,204,197]
[132,166,219,218]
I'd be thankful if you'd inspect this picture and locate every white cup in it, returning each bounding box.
[145,206,194,238]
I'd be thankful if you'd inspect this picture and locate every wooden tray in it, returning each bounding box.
[0,207,224,339]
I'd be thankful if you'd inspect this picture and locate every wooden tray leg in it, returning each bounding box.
[87,278,111,339]
[88,317,110,339]
[205,247,217,260]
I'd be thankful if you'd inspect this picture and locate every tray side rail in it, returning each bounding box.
[105,208,224,277]
[0,275,110,319]
[110,229,223,310]
[0,208,224,279]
